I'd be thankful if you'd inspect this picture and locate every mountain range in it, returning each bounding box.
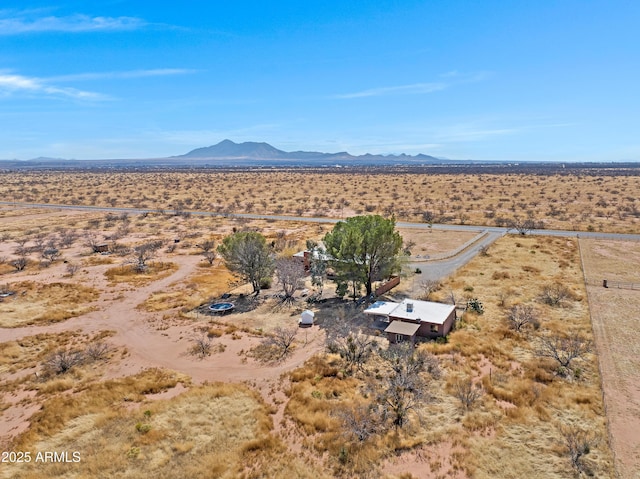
[175,139,444,164]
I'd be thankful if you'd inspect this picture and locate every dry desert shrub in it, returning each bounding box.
[104,261,177,285]
[433,235,614,477]
[540,282,576,307]
[247,327,298,363]
[449,376,483,410]
[2,170,640,233]
[0,331,81,378]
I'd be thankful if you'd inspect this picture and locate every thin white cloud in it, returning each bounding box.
[50,69,197,82]
[0,13,146,34]
[332,71,491,99]
[0,73,106,100]
[333,82,447,99]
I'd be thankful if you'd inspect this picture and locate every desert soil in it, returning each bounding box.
[0,208,474,451]
[580,238,640,479]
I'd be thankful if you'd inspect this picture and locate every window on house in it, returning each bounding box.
[430,324,439,333]
[396,334,405,342]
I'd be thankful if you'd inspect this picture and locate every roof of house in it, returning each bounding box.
[363,300,400,316]
[293,249,330,261]
[384,320,421,336]
[364,298,455,325]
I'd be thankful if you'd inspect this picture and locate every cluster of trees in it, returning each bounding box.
[213,214,404,301]
[323,215,403,298]
[5,212,403,304]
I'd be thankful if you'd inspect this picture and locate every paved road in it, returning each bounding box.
[3,200,640,286]
[2,200,640,241]
[409,230,505,283]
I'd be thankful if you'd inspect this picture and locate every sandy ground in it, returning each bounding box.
[580,239,640,479]
[0,248,326,443]
[0,207,517,477]
[0,209,370,448]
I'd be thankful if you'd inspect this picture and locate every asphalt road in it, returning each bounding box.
[2,200,640,241]
[2,200,640,284]
[409,230,505,283]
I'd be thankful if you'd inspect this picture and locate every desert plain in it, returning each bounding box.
[0,168,638,478]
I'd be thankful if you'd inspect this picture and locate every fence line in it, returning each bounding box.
[577,240,619,477]
[584,279,640,290]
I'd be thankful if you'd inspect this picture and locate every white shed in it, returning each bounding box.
[299,310,315,326]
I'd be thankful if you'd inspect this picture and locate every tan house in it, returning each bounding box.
[364,299,456,344]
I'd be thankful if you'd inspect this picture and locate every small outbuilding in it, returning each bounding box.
[299,309,315,326]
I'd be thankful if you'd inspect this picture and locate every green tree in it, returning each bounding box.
[323,215,403,297]
[217,231,274,295]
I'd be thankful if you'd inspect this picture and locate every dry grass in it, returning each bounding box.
[0,332,82,376]
[1,172,630,478]
[104,262,178,285]
[0,330,119,411]
[580,239,640,479]
[282,235,615,478]
[81,255,114,266]
[0,281,99,327]
[1,170,639,232]
[3,379,328,479]
[141,267,235,312]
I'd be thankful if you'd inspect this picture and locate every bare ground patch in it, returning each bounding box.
[580,239,640,479]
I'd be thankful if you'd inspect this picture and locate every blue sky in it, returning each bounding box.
[1,1,639,161]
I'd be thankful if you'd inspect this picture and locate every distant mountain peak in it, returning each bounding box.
[177,140,442,165]
[180,139,288,159]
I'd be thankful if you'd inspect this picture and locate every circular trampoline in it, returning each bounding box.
[209,302,235,314]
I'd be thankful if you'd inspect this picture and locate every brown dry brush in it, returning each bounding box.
[372,344,440,430]
[559,423,599,475]
[540,282,574,307]
[42,341,112,376]
[131,240,163,272]
[334,404,382,443]
[267,326,297,358]
[328,331,375,375]
[198,239,217,265]
[506,303,539,332]
[536,333,592,377]
[11,255,27,271]
[450,376,483,410]
[84,341,112,361]
[189,335,212,359]
[418,279,441,301]
[43,349,84,375]
[250,327,298,363]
